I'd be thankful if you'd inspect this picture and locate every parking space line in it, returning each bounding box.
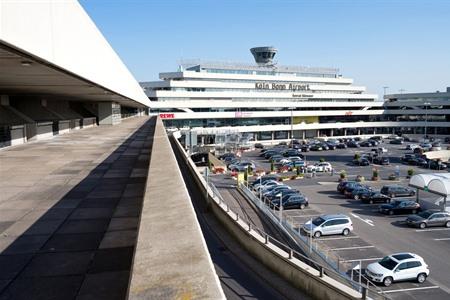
[318,236,360,241]
[290,214,320,218]
[382,286,440,294]
[329,245,375,251]
[342,257,383,262]
[434,238,450,241]
[415,228,450,232]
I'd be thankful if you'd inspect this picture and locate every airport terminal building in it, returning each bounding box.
[142,47,450,146]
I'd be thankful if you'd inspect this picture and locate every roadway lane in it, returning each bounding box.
[170,139,311,300]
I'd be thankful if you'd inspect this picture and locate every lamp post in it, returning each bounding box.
[424,102,431,139]
[278,193,283,224]
[383,86,389,96]
[289,107,296,148]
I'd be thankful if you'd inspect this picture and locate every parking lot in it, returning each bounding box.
[212,140,450,300]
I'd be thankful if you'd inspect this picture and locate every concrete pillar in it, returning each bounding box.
[357,129,361,135]
[302,131,305,140]
[316,130,320,137]
[98,102,121,125]
[344,129,347,136]
[373,128,376,135]
[271,131,275,141]
[1,95,10,106]
[201,136,205,145]
[330,129,334,137]
[434,127,437,135]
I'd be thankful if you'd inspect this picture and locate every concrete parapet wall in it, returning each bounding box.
[128,117,225,300]
[172,137,362,300]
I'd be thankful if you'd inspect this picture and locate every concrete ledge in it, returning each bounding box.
[172,137,364,300]
[128,117,225,300]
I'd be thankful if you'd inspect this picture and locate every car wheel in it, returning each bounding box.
[412,209,417,214]
[389,193,395,198]
[314,231,321,238]
[342,228,350,236]
[386,198,391,203]
[383,276,393,287]
[354,195,359,200]
[300,203,306,210]
[419,222,426,229]
[445,221,450,228]
[369,199,374,204]
[417,273,427,284]
[389,210,394,215]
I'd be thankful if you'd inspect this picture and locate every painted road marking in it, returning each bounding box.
[329,245,375,251]
[318,182,337,185]
[342,257,383,262]
[351,213,375,227]
[434,238,450,241]
[318,236,360,241]
[415,228,450,232]
[382,286,440,294]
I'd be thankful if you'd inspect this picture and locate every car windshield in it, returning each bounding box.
[379,256,398,270]
[312,217,326,226]
[418,211,433,218]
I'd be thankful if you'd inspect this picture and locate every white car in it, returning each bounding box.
[365,253,429,287]
[279,158,291,164]
[306,164,317,172]
[406,144,420,150]
[255,180,280,192]
[288,156,303,162]
[420,143,432,150]
[315,162,333,172]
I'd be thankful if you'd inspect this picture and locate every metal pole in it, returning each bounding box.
[309,217,313,253]
[291,108,294,148]
[425,103,428,139]
[279,194,283,224]
[259,176,262,203]
[359,259,362,287]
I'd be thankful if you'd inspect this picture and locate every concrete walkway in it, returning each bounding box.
[0,117,155,300]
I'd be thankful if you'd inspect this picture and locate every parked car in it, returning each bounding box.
[360,191,391,204]
[229,161,256,172]
[406,144,420,150]
[352,158,370,166]
[302,214,353,238]
[401,154,416,163]
[315,162,333,172]
[406,210,450,229]
[381,185,415,198]
[337,181,356,193]
[251,175,278,188]
[419,143,432,151]
[390,139,403,145]
[343,182,366,197]
[254,180,280,192]
[301,145,310,152]
[283,149,301,157]
[365,253,429,286]
[408,157,428,167]
[372,147,388,153]
[373,157,390,165]
[265,188,296,201]
[310,144,323,151]
[336,143,347,149]
[347,141,360,148]
[351,186,374,200]
[360,141,372,147]
[379,200,421,215]
[326,142,337,150]
[271,194,309,210]
[254,143,264,149]
[429,160,447,170]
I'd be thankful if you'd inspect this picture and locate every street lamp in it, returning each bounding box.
[288,107,296,148]
[383,86,389,96]
[424,102,431,139]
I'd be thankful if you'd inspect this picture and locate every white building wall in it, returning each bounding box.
[0,0,150,107]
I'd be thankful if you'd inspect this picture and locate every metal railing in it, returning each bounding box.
[237,182,387,299]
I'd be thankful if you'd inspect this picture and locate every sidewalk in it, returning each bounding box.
[0,116,155,300]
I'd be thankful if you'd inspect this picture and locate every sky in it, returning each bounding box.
[80,0,450,98]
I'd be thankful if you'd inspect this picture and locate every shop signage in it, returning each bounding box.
[159,113,175,119]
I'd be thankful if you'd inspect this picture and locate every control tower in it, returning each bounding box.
[250,46,277,66]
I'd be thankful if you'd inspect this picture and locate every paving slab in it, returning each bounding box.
[0,117,155,299]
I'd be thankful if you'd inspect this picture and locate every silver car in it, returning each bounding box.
[303,214,353,238]
[406,210,450,229]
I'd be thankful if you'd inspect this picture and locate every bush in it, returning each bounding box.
[270,161,275,172]
[389,173,397,180]
[340,170,347,179]
[407,168,414,177]
[296,167,301,176]
[372,168,379,179]
[319,158,325,163]
[354,153,361,160]
[356,175,365,182]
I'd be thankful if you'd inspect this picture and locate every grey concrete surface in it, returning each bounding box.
[0,116,154,300]
[128,118,225,300]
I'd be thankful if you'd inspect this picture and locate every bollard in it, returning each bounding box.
[289,249,293,259]
[319,266,324,277]
[236,214,239,221]
[264,234,269,244]
[248,222,251,231]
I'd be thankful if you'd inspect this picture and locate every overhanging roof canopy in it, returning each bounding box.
[409,173,450,197]
[0,0,150,108]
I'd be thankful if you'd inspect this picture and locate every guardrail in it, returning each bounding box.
[171,135,389,300]
[238,182,387,299]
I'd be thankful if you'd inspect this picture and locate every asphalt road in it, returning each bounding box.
[224,141,450,300]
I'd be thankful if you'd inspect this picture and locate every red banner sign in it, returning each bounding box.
[159,113,175,119]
